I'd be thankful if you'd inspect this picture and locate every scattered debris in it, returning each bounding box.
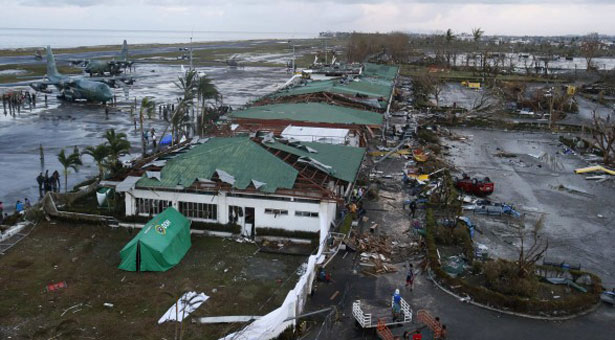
[46,281,67,292]
[158,291,209,324]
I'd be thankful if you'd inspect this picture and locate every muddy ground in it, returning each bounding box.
[0,222,304,340]
[444,128,615,288]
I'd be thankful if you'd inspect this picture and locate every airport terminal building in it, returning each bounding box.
[117,136,365,238]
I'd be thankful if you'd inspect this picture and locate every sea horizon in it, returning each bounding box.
[0,27,316,49]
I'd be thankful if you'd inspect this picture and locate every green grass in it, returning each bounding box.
[400,64,564,84]
[0,63,81,84]
[0,222,305,339]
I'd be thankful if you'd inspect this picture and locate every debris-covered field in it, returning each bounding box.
[444,128,615,287]
[0,222,305,339]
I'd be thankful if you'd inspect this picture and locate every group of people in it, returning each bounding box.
[159,103,175,121]
[36,170,61,196]
[142,127,157,150]
[2,91,46,116]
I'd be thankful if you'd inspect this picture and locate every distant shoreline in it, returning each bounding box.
[0,27,316,50]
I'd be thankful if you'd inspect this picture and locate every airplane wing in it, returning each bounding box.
[68,59,89,67]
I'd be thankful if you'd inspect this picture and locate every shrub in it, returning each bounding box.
[484,259,539,297]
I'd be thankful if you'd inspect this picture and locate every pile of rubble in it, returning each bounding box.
[346,232,399,274]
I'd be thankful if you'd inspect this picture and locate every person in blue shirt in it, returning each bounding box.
[15,200,24,214]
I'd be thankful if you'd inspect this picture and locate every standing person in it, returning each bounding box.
[52,170,61,192]
[105,106,109,119]
[409,200,417,218]
[406,263,414,290]
[152,132,157,150]
[392,288,402,320]
[15,200,24,214]
[0,201,4,218]
[133,117,137,131]
[36,172,44,197]
[44,170,51,193]
[24,198,31,209]
[44,94,48,107]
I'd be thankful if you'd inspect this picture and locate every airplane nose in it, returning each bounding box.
[103,87,113,102]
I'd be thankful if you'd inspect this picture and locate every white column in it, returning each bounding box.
[218,192,228,224]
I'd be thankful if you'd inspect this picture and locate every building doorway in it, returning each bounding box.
[244,207,255,239]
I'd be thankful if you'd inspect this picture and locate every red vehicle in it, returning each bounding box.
[455,174,494,196]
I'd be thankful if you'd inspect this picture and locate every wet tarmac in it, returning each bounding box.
[0,63,291,211]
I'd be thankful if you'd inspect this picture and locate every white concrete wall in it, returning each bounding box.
[126,189,337,235]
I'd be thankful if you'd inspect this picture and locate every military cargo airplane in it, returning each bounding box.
[70,40,134,76]
[28,46,114,103]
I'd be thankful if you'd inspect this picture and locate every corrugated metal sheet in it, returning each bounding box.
[229,102,383,126]
[264,140,365,183]
[137,137,298,193]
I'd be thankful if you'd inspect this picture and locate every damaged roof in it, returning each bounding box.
[362,63,399,81]
[137,137,298,193]
[269,78,393,109]
[264,140,366,183]
[265,64,398,109]
[229,102,383,126]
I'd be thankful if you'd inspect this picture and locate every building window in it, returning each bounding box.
[135,198,172,216]
[264,209,288,217]
[179,201,218,221]
[295,211,319,218]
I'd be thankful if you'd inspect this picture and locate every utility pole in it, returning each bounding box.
[189,34,193,70]
[39,143,44,172]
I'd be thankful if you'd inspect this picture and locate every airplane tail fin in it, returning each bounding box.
[46,46,60,78]
[120,40,128,61]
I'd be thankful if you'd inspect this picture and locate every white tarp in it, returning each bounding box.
[282,125,349,145]
[158,291,209,324]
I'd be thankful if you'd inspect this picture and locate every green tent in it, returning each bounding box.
[119,207,192,272]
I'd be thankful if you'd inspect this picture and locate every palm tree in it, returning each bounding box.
[472,27,483,42]
[104,128,131,167]
[196,75,221,136]
[445,28,456,67]
[83,144,110,179]
[138,97,156,157]
[157,70,199,151]
[57,148,82,193]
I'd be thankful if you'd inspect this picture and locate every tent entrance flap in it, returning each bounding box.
[119,207,192,272]
[136,241,141,272]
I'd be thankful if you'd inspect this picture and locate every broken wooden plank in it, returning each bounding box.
[330,291,340,301]
[195,316,261,324]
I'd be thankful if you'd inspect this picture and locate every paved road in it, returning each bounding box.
[303,252,615,340]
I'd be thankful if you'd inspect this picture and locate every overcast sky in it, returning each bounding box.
[0,0,613,36]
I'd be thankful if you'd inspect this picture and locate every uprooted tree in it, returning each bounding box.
[590,111,615,165]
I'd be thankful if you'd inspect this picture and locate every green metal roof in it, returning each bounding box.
[137,137,298,193]
[264,140,366,183]
[270,78,393,109]
[362,63,399,81]
[229,103,383,126]
[266,64,398,109]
